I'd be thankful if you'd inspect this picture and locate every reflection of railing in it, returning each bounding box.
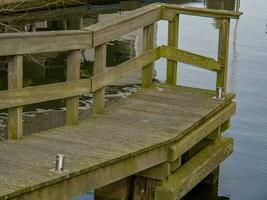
[0,3,242,140]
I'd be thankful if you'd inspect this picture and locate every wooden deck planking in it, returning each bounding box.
[0,85,234,198]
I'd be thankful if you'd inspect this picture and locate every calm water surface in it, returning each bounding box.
[156,0,267,199]
[1,0,267,199]
[75,0,267,199]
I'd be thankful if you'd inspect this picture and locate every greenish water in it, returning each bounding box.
[1,0,267,199]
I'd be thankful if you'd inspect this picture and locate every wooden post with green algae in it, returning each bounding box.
[166,15,179,85]
[8,55,23,139]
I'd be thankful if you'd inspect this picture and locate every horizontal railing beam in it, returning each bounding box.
[92,47,161,92]
[168,102,236,162]
[0,3,242,56]
[161,45,221,72]
[0,79,92,110]
[155,137,234,200]
[0,30,93,56]
[84,3,161,47]
[160,3,243,20]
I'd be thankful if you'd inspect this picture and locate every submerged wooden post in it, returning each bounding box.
[8,55,23,139]
[66,50,81,125]
[142,23,156,88]
[166,15,179,85]
[93,44,107,114]
[217,18,231,130]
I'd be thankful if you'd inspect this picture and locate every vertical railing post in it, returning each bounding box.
[8,55,23,139]
[142,23,156,88]
[216,18,230,92]
[66,50,81,125]
[217,18,231,133]
[93,44,107,115]
[166,15,179,85]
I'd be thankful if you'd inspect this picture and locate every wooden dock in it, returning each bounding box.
[0,3,242,200]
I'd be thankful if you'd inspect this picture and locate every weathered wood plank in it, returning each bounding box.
[95,177,133,200]
[216,18,231,136]
[84,4,161,46]
[160,3,243,20]
[137,162,170,181]
[155,137,234,200]
[161,45,221,72]
[0,30,93,56]
[132,176,160,200]
[0,85,235,200]
[166,15,179,85]
[0,79,92,110]
[66,50,81,125]
[216,18,230,92]
[170,157,182,173]
[8,55,23,139]
[92,47,161,92]
[93,44,107,115]
[142,23,156,88]
[2,146,167,200]
[168,102,235,162]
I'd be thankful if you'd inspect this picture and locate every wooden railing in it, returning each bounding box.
[0,3,242,140]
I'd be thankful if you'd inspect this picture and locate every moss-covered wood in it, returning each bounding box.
[155,138,234,200]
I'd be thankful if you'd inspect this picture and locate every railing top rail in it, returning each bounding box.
[0,30,92,39]
[160,3,243,19]
[0,3,243,56]
[83,3,161,47]
[0,30,93,56]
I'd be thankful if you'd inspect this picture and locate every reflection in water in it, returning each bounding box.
[204,0,236,11]
[229,19,239,93]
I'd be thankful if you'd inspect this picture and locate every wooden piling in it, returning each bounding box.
[95,178,133,200]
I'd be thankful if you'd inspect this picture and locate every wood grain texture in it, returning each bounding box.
[92,47,161,92]
[161,45,221,72]
[84,4,161,46]
[95,177,133,200]
[168,102,236,162]
[0,85,235,200]
[142,23,156,88]
[132,176,160,200]
[8,55,23,140]
[160,3,243,20]
[66,50,81,125]
[155,137,234,200]
[216,19,230,92]
[166,15,179,85]
[137,162,171,181]
[0,79,92,110]
[93,44,107,115]
[0,30,93,56]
